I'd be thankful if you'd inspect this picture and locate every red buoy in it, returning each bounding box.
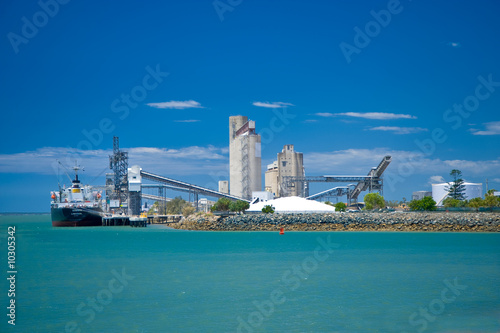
[279,228,284,235]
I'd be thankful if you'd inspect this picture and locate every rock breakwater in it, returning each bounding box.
[171,212,500,232]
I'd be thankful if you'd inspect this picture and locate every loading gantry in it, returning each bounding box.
[283,155,392,204]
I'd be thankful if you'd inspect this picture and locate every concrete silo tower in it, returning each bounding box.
[229,116,262,200]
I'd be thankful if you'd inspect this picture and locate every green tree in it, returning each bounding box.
[446,169,466,201]
[408,196,437,211]
[484,194,499,210]
[408,200,419,211]
[324,201,334,206]
[210,197,232,212]
[334,202,346,212]
[363,193,385,210]
[148,201,159,215]
[182,205,196,217]
[467,197,483,211]
[443,197,466,208]
[385,200,399,208]
[262,205,275,214]
[230,200,250,213]
[166,196,189,214]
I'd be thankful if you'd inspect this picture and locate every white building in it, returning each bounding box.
[229,116,262,200]
[198,198,216,213]
[432,182,483,206]
[252,191,274,202]
[127,165,142,215]
[218,180,229,194]
[412,191,432,201]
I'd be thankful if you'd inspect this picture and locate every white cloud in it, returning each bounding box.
[470,121,500,135]
[304,148,405,174]
[446,41,461,48]
[315,112,417,120]
[0,146,228,177]
[3,146,498,197]
[147,100,204,109]
[429,175,445,184]
[173,119,200,123]
[315,112,335,117]
[369,126,428,134]
[252,101,294,108]
[303,148,500,177]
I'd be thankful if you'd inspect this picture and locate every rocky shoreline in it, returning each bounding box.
[170,212,500,232]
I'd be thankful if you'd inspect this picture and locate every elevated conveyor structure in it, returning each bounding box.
[141,193,172,202]
[140,171,249,203]
[348,155,392,202]
[284,155,391,203]
[306,186,351,201]
[141,183,197,194]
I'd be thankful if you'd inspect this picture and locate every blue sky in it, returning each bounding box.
[1,0,499,212]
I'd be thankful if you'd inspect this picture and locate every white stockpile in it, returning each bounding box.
[247,196,336,213]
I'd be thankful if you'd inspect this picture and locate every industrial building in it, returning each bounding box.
[229,116,262,200]
[265,144,305,197]
[432,182,483,206]
[264,161,279,195]
[218,180,229,194]
[412,191,432,201]
[99,134,391,217]
[127,165,142,215]
[198,198,216,213]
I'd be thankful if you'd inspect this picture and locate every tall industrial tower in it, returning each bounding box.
[109,136,129,206]
[265,144,305,197]
[229,116,262,200]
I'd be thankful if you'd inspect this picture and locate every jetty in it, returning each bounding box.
[101,214,183,227]
[101,216,147,227]
[146,215,183,224]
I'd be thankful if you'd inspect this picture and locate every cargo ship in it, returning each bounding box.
[51,166,104,227]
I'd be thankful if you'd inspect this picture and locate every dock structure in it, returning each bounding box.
[147,215,183,224]
[101,214,182,227]
[129,217,147,227]
[101,216,147,227]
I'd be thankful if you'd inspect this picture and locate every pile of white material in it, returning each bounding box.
[247,196,336,213]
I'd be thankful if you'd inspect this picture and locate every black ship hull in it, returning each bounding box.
[51,207,104,227]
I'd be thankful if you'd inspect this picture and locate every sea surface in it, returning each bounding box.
[0,214,499,333]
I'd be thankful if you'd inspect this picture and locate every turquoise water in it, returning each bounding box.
[0,215,499,333]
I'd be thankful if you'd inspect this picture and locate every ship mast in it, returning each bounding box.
[72,165,81,182]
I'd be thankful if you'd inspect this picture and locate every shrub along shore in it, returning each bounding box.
[170,212,500,232]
